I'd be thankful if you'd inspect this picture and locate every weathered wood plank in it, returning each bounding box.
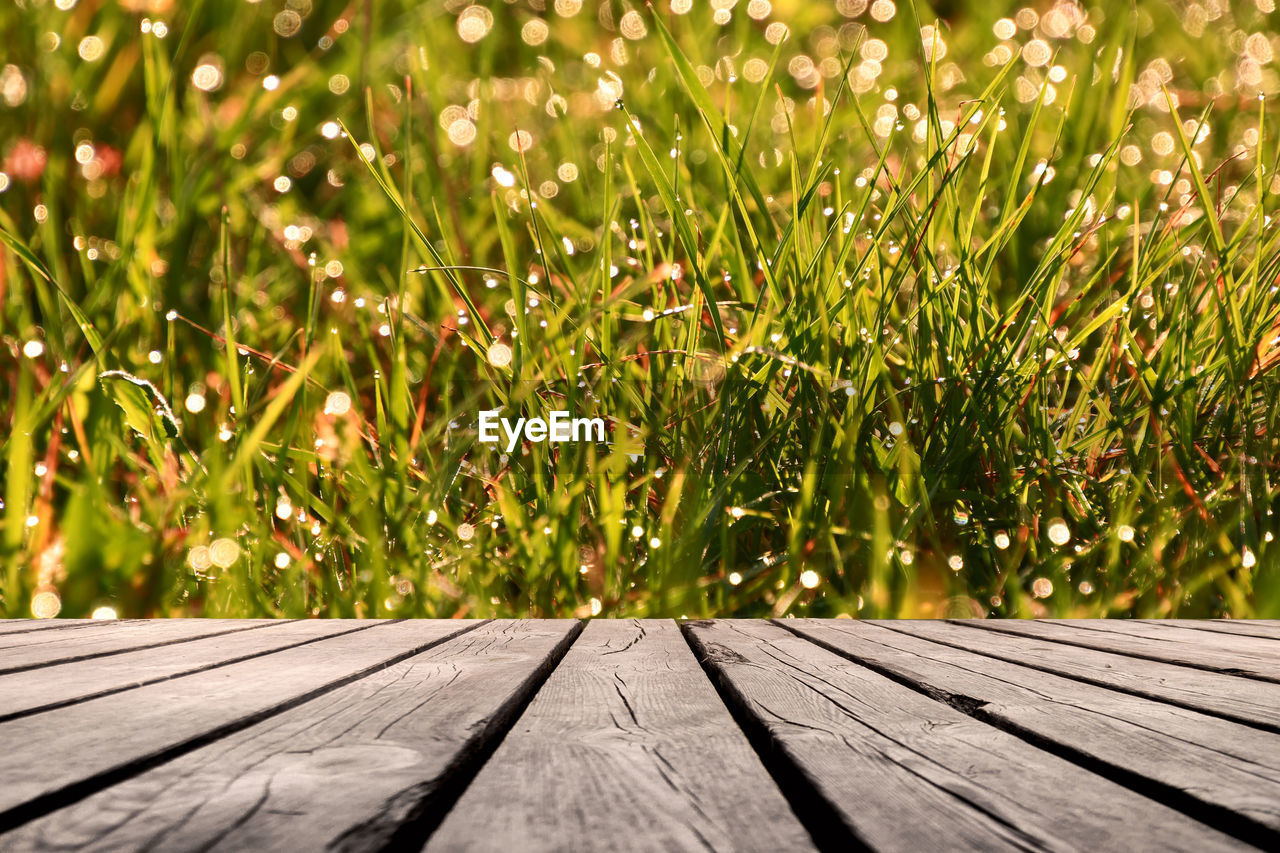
[0,620,97,635]
[427,619,814,853]
[0,619,282,674]
[1065,619,1280,655]
[881,620,1280,732]
[685,620,1240,852]
[785,619,1280,847]
[0,620,577,853]
[0,620,370,721]
[0,619,477,829]
[1140,619,1280,642]
[962,619,1280,682]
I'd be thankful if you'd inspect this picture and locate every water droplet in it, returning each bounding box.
[324,391,352,416]
[1047,519,1071,546]
[209,538,240,568]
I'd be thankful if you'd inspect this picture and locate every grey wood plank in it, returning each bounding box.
[0,619,283,674]
[0,619,267,651]
[885,620,1280,732]
[684,620,1241,852]
[1066,620,1280,656]
[0,620,577,853]
[0,620,370,721]
[0,619,477,828]
[427,619,814,853]
[962,619,1280,682]
[785,618,1280,846]
[0,619,97,635]
[1140,619,1280,642]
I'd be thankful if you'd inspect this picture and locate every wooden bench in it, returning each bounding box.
[0,618,1277,850]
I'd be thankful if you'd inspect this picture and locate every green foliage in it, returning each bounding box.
[1,0,1279,619]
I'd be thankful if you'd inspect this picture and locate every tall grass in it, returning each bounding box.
[1,0,1278,619]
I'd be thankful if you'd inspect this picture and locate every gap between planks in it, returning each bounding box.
[778,619,1280,849]
[3,619,1278,852]
[0,620,484,833]
[0,620,582,853]
[0,619,291,676]
[0,619,381,723]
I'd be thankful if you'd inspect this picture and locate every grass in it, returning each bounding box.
[1,0,1279,620]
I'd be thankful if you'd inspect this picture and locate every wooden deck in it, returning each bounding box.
[0,619,1277,851]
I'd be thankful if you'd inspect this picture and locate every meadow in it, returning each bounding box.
[2,0,1279,619]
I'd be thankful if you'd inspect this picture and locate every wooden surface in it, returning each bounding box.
[0,619,1276,851]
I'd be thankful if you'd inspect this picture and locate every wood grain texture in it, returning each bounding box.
[0,620,577,853]
[881,620,1280,732]
[427,619,814,853]
[1,618,1276,851]
[785,618,1280,847]
[0,619,96,635]
[1140,619,1280,642]
[0,619,281,674]
[0,619,476,828]
[961,619,1280,682]
[1063,619,1280,655]
[0,619,370,721]
[686,620,1239,853]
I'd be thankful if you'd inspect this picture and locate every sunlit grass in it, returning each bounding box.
[1,0,1279,619]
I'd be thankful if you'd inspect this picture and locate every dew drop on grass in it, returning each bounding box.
[1117,525,1135,543]
[324,391,352,416]
[1047,519,1071,546]
[191,63,222,92]
[31,591,61,619]
[187,545,212,571]
[800,570,820,589]
[209,538,240,568]
[993,532,1011,550]
[487,342,512,367]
